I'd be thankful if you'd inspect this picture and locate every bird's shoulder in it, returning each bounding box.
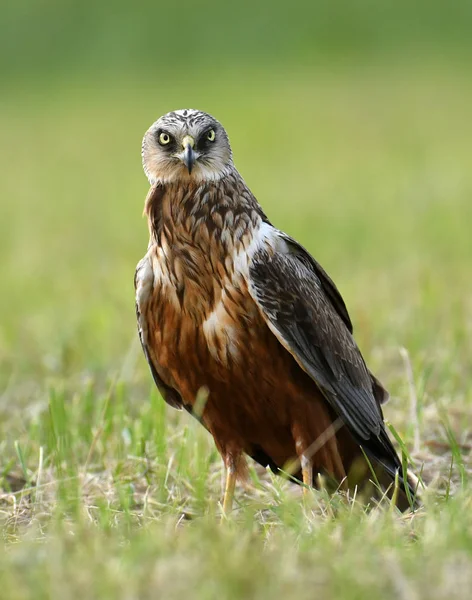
[135,250,184,409]
[135,252,154,297]
[241,225,353,332]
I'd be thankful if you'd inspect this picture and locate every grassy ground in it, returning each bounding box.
[1,64,472,598]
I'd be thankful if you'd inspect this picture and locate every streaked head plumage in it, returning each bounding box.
[142,109,233,184]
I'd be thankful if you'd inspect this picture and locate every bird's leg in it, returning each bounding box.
[293,427,314,496]
[223,467,237,514]
[301,453,313,494]
[222,452,240,516]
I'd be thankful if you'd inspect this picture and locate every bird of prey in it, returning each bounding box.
[135,109,418,512]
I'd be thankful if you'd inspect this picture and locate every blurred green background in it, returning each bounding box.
[1,3,472,596]
[1,0,471,407]
[2,0,472,76]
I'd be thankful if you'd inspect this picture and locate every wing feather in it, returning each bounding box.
[246,230,396,462]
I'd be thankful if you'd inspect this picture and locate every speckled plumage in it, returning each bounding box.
[135,109,418,509]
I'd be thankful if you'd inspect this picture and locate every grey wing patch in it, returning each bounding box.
[247,243,383,441]
[134,256,183,410]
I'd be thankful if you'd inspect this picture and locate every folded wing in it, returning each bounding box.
[246,229,402,477]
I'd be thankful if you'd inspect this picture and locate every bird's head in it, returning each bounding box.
[142,109,233,184]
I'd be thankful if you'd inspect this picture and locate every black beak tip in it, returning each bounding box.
[183,146,196,174]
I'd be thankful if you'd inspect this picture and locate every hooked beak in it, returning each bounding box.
[182,135,196,174]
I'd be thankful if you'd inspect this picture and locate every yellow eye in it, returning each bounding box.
[207,129,216,142]
[158,132,171,145]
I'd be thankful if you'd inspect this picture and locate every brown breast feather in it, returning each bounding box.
[136,177,352,482]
